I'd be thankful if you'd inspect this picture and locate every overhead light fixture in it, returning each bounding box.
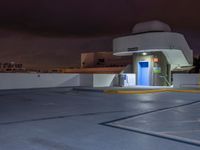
[142,52,147,56]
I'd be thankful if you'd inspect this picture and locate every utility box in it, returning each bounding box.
[119,74,136,87]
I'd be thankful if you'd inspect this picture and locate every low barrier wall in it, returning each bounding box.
[80,74,117,87]
[173,74,200,88]
[0,73,80,90]
[0,73,118,90]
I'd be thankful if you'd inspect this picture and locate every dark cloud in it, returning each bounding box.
[0,0,199,35]
[0,0,199,68]
[0,30,113,68]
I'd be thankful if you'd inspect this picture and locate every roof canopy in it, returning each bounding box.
[113,21,193,66]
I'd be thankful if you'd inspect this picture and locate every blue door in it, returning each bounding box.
[137,61,150,86]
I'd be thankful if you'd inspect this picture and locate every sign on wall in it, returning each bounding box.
[153,67,161,74]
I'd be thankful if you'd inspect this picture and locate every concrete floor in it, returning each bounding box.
[0,88,200,150]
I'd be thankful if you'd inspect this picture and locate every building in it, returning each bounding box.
[81,51,131,68]
[0,62,25,72]
[113,20,193,86]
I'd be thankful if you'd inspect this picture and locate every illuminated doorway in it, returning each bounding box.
[137,61,150,86]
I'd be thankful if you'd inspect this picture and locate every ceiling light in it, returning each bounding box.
[142,52,147,56]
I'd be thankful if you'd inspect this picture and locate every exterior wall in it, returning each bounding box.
[113,32,193,66]
[93,74,117,87]
[0,73,118,90]
[0,73,80,90]
[80,74,118,87]
[152,52,169,86]
[80,74,93,87]
[173,74,200,88]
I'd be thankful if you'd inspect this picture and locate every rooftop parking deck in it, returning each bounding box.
[0,88,200,150]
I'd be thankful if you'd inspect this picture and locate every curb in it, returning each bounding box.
[105,89,200,94]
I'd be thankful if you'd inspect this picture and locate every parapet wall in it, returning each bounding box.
[173,74,200,88]
[0,73,80,90]
[0,73,117,90]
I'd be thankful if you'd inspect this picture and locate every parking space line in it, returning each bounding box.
[100,100,200,147]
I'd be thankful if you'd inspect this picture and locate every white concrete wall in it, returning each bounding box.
[80,74,93,87]
[113,32,193,65]
[93,74,117,87]
[173,74,200,88]
[80,74,118,87]
[0,73,80,90]
[126,74,136,86]
[0,73,118,90]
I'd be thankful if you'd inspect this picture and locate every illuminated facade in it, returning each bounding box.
[113,21,193,86]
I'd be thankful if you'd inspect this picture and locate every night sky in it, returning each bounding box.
[0,0,200,68]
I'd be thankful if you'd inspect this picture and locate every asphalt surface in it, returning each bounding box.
[0,88,200,150]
